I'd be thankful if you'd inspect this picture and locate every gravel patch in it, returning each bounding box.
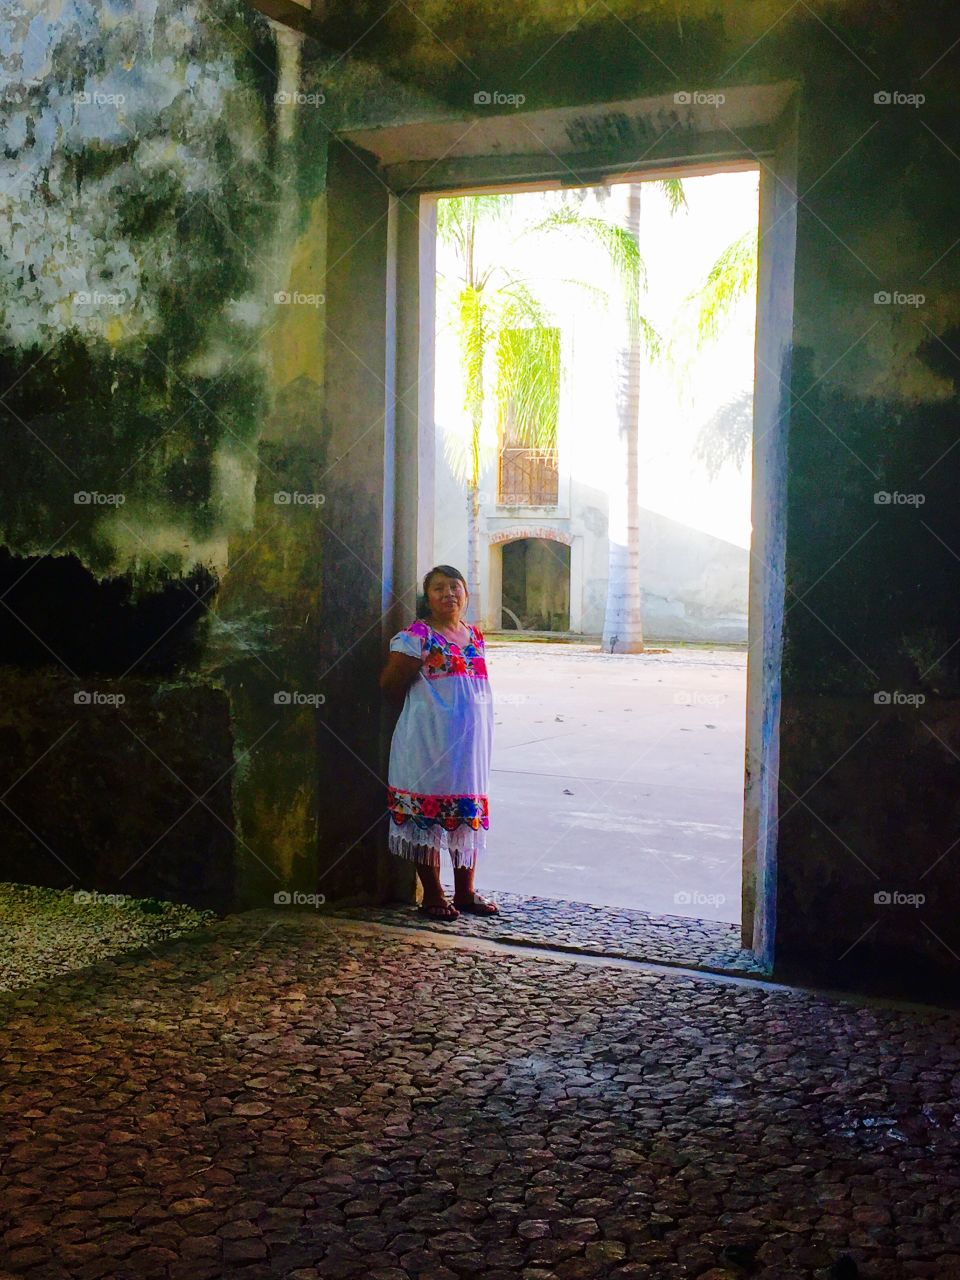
[0,881,218,993]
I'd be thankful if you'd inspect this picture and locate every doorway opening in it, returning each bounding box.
[501,538,571,632]
[334,86,798,969]
[428,168,757,947]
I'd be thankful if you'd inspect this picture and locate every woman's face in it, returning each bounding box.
[427,574,467,620]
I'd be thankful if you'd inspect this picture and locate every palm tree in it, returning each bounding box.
[601,178,686,654]
[435,191,645,624]
[436,182,685,635]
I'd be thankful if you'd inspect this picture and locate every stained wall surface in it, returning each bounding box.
[2,0,959,997]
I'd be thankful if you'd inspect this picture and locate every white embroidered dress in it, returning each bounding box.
[386,618,493,869]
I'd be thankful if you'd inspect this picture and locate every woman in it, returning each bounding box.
[379,565,499,920]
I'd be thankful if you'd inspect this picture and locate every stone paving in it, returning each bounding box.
[324,890,767,977]
[2,911,960,1280]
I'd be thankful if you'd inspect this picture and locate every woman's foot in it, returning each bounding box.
[452,891,499,916]
[418,898,460,921]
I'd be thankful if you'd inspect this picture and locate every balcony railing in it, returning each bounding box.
[497,447,559,506]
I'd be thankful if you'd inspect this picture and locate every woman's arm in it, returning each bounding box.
[379,651,423,707]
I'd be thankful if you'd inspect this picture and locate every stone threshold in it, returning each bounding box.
[321,888,768,981]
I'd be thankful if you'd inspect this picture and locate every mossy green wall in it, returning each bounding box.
[0,0,444,910]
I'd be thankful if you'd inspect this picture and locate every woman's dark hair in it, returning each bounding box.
[416,564,468,618]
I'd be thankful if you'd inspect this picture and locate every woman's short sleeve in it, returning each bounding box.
[389,627,425,660]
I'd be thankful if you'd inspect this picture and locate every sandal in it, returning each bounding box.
[452,892,499,916]
[417,899,460,921]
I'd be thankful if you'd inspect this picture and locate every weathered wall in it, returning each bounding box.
[0,0,443,910]
[4,0,960,997]
[290,0,960,997]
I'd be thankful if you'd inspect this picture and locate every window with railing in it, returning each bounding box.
[497,327,560,506]
[498,446,559,506]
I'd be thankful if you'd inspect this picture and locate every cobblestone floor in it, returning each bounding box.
[324,890,766,977]
[2,912,959,1280]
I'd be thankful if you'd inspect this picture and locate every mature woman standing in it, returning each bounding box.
[379,564,499,920]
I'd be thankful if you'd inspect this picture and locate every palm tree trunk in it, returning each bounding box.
[602,183,645,654]
[465,412,482,623]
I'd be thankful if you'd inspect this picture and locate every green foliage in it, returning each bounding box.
[496,316,560,453]
[435,184,679,491]
[689,229,758,347]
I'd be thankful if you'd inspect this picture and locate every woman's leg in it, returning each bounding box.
[452,860,499,913]
[416,861,459,917]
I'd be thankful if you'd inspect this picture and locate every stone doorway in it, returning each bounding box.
[501,537,571,632]
[328,83,799,969]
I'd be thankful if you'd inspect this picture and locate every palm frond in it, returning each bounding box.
[457,283,491,435]
[657,177,688,213]
[494,283,561,453]
[687,229,758,346]
[525,208,647,293]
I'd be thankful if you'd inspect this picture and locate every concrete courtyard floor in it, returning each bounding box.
[2,911,959,1280]
[483,641,746,925]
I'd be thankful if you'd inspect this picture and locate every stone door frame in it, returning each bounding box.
[328,84,799,963]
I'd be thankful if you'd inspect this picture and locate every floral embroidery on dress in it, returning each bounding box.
[406,619,488,681]
[387,785,490,831]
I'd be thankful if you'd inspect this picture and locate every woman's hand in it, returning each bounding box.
[379,652,423,707]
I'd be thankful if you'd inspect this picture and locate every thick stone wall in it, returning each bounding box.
[3,0,960,996]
